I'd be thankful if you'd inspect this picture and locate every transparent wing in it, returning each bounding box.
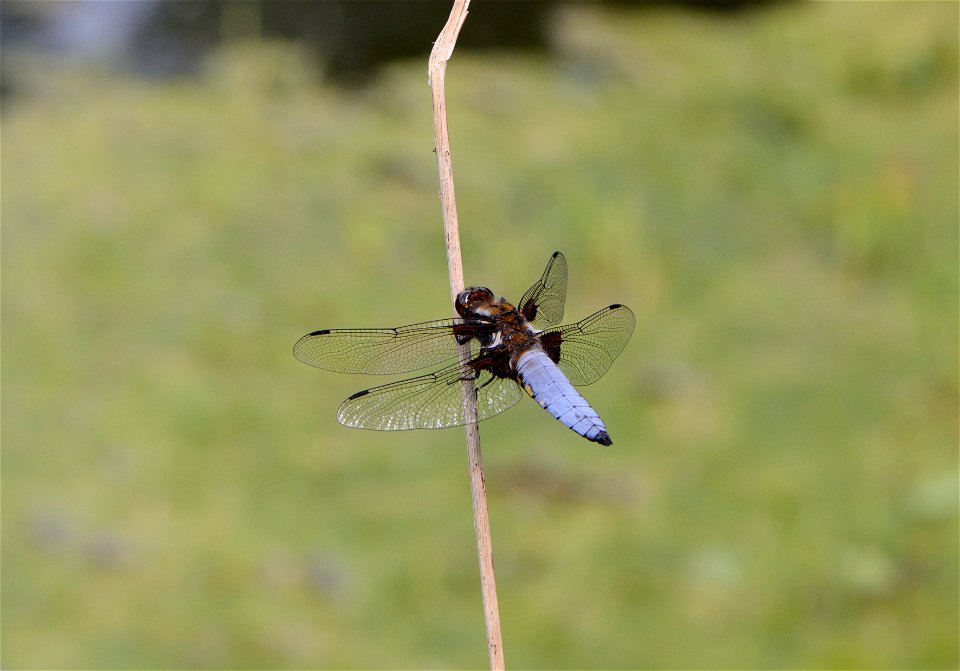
[337,359,523,431]
[294,319,489,375]
[540,304,635,386]
[518,251,568,329]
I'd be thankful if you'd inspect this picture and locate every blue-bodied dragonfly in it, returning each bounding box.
[293,252,634,445]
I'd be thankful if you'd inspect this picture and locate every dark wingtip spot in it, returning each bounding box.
[551,251,561,258]
[347,389,371,400]
[595,431,613,446]
[309,329,332,336]
[608,304,623,310]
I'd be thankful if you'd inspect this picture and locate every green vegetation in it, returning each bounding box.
[2,2,957,668]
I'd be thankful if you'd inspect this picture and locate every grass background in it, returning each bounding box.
[2,1,958,668]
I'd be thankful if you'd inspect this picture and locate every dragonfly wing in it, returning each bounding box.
[518,251,568,329]
[294,318,483,375]
[540,304,635,386]
[337,359,523,431]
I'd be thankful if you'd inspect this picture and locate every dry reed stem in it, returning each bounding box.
[428,2,505,669]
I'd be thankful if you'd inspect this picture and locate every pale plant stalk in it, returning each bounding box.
[428,1,505,669]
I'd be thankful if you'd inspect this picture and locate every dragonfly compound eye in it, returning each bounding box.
[456,287,495,317]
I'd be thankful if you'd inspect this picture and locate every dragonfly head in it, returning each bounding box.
[456,287,497,319]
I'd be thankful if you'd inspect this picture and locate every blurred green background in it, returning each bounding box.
[2,1,958,668]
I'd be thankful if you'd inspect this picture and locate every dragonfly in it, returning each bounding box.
[294,252,634,445]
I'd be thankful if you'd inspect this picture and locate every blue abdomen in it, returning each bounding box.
[514,349,612,445]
